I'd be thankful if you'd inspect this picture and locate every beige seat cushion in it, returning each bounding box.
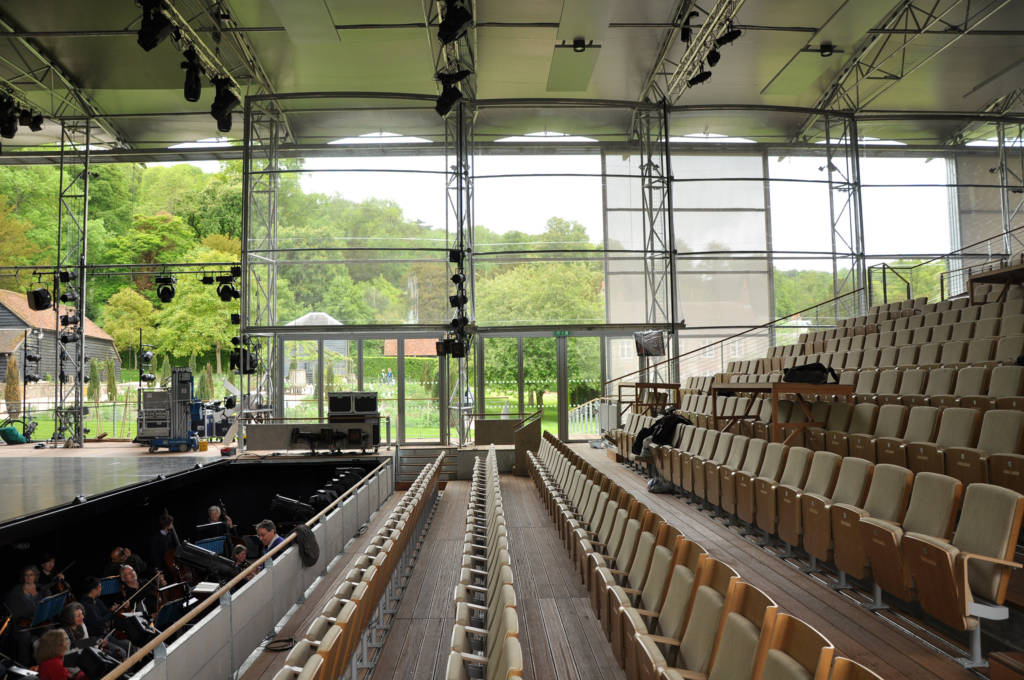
[952,484,1024,601]
[677,585,726,672]
[708,612,762,680]
[761,649,813,680]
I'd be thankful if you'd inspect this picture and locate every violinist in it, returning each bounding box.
[105,547,147,579]
[117,565,159,618]
[4,565,47,664]
[59,602,127,661]
[34,629,86,680]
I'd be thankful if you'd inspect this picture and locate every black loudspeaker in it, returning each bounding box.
[26,288,51,311]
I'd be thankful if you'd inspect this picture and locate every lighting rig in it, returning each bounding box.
[0,93,46,150]
[437,249,471,359]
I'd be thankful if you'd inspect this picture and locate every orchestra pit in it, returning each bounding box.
[2,1,1024,679]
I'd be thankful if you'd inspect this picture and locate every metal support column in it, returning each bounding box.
[52,120,90,447]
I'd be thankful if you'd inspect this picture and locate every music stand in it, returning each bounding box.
[194,521,228,541]
[99,576,121,597]
[195,536,227,557]
[153,598,185,630]
[31,592,68,626]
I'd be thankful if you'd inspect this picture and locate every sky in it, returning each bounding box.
[153,147,955,271]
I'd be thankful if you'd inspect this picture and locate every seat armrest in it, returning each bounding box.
[643,634,681,647]
[458,652,488,665]
[960,552,1023,570]
[662,670,707,680]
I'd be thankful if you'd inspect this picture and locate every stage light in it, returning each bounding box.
[231,336,241,346]
[155,275,177,303]
[60,313,81,326]
[229,348,257,374]
[29,114,43,132]
[435,85,462,117]
[217,282,240,302]
[716,25,742,47]
[141,373,156,383]
[26,288,51,311]
[59,290,78,303]
[450,314,468,330]
[230,313,241,324]
[59,331,80,344]
[25,352,40,363]
[181,48,202,102]
[25,372,40,383]
[707,49,721,67]
[201,274,214,285]
[230,265,242,277]
[58,270,77,283]
[451,273,465,285]
[137,0,174,52]
[819,41,835,57]
[680,11,699,43]
[140,350,154,364]
[438,0,472,44]
[687,70,712,87]
[210,78,239,133]
[437,69,472,87]
[449,292,467,307]
[448,249,464,264]
[572,38,587,53]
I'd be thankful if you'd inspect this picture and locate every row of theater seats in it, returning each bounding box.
[527,432,885,680]
[447,448,524,680]
[273,453,444,680]
[722,296,1024,378]
[641,421,1024,667]
[672,393,1024,492]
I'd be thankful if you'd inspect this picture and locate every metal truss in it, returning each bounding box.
[52,120,89,447]
[241,99,281,420]
[636,0,745,108]
[0,13,126,146]
[634,105,679,383]
[798,0,1013,141]
[444,101,474,446]
[821,115,867,317]
[425,0,478,101]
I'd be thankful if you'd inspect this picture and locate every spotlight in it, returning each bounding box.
[435,85,462,117]
[137,0,174,52]
[29,114,43,132]
[58,270,77,283]
[25,353,41,363]
[26,288,51,311]
[572,38,586,53]
[217,282,240,302]
[59,290,78,303]
[155,275,176,303]
[707,49,721,67]
[448,249,465,264]
[25,373,40,383]
[60,313,81,326]
[680,11,699,43]
[450,273,466,285]
[230,265,242,277]
[438,0,472,45]
[230,313,241,324]
[231,336,241,346]
[59,331,80,344]
[450,315,468,330]
[449,292,468,307]
[141,373,157,383]
[716,25,742,47]
[229,348,258,374]
[181,48,202,103]
[687,70,712,87]
[449,337,467,358]
[210,78,239,133]
[18,110,31,127]
[819,41,835,57]
[140,350,154,364]
[201,275,215,285]
[436,69,472,87]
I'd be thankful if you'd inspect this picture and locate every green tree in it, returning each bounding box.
[87,360,101,403]
[158,354,171,382]
[5,354,21,418]
[203,363,215,401]
[106,213,195,288]
[106,358,118,402]
[151,268,236,359]
[188,352,197,376]
[98,287,156,362]
[325,361,335,393]
[0,197,48,289]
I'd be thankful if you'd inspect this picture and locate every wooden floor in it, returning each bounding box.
[372,476,625,680]
[572,443,978,680]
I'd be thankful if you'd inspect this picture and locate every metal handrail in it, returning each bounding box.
[604,288,863,387]
[101,458,391,680]
[867,262,911,307]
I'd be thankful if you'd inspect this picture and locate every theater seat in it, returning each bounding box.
[943,409,1024,486]
[903,484,1024,667]
[905,407,980,475]
[860,472,963,602]
[776,451,841,549]
[759,613,834,680]
[801,457,874,565]
[755,447,811,535]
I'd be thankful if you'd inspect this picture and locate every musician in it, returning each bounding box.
[207,505,233,528]
[59,602,126,661]
[4,565,49,664]
[256,520,284,570]
[232,544,249,570]
[34,629,86,680]
[78,578,114,636]
[105,547,147,579]
[117,565,158,618]
[149,513,179,570]
[37,554,58,590]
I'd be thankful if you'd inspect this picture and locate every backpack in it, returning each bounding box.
[782,362,838,385]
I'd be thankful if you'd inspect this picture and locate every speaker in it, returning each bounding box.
[26,288,51,311]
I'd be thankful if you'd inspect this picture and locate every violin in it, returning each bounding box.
[49,560,76,594]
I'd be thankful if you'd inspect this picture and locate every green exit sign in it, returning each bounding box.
[553,330,569,337]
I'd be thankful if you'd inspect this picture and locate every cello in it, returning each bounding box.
[160,510,197,588]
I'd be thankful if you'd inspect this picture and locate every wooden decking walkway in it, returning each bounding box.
[572,443,977,680]
[371,476,625,680]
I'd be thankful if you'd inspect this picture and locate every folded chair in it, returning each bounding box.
[943,409,1024,486]
[758,613,834,680]
[800,457,873,567]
